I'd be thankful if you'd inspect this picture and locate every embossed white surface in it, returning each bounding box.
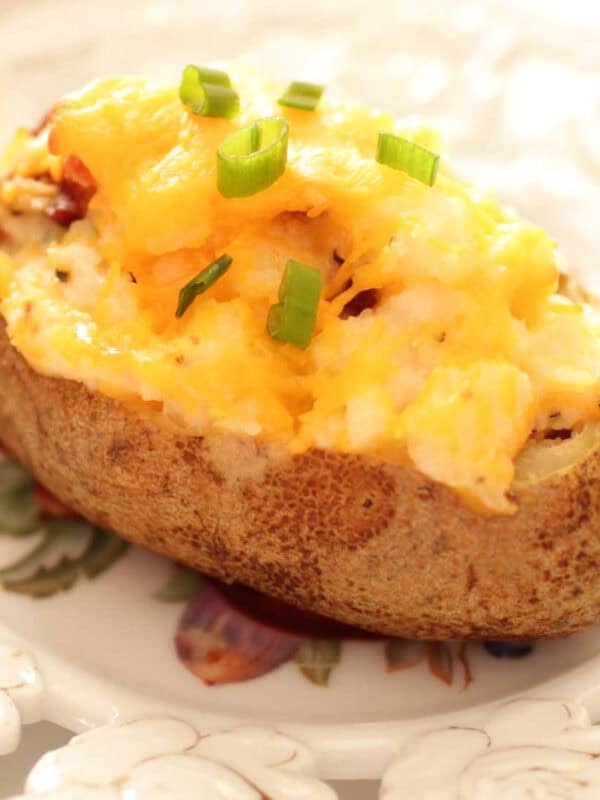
[0,644,42,757]
[11,719,335,799]
[0,0,600,796]
[381,698,600,799]
[8,700,600,798]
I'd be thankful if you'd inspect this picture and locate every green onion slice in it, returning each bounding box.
[179,65,240,118]
[217,116,289,198]
[376,133,439,186]
[267,259,323,349]
[176,254,232,318]
[277,81,324,111]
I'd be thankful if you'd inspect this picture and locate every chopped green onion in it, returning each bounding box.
[179,65,239,118]
[277,81,324,111]
[375,133,439,186]
[217,117,289,198]
[176,254,232,318]
[267,259,323,349]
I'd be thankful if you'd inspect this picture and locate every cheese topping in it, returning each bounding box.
[1,72,599,514]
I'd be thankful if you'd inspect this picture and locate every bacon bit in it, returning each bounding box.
[543,428,572,441]
[34,484,78,519]
[340,288,380,319]
[46,154,97,227]
[276,210,309,225]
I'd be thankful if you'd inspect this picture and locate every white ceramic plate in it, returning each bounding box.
[1,1,600,796]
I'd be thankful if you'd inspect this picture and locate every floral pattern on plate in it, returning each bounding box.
[166,568,483,688]
[0,451,128,597]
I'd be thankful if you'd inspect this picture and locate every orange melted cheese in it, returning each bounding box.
[1,72,600,514]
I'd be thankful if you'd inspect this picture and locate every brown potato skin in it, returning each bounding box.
[1,320,600,639]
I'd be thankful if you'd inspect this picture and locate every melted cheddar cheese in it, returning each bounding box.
[1,72,599,514]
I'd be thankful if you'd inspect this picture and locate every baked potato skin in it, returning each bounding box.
[1,319,600,639]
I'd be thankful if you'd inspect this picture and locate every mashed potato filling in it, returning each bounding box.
[1,73,600,514]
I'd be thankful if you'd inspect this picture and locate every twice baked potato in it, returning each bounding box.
[1,71,600,639]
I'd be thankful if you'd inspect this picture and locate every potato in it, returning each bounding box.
[1,318,600,639]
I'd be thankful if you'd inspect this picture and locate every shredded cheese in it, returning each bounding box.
[1,72,599,513]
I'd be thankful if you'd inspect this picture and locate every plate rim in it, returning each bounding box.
[4,619,600,780]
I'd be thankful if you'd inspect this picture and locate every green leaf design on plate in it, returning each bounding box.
[0,489,40,536]
[295,639,342,686]
[0,529,54,578]
[155,567,205,602]
[1,518,129,598]
[0,458,40,536]
[4,555,83,597]
[0,460,34,494]
[1,519,92,580]
[0,453,128,596]
[82,530,129,578]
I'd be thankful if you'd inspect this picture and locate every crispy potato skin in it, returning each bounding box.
[1,320,600,639]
